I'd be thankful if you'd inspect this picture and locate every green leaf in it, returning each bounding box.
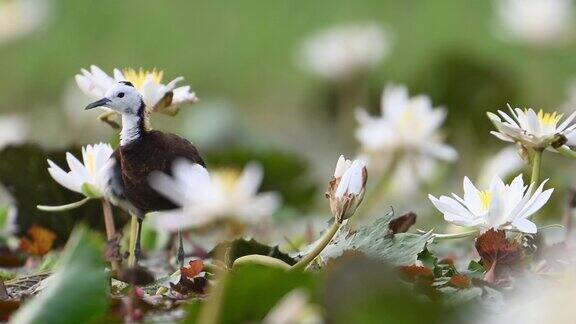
[186,264,319,323]
[298,214,432,266]
[323,254,461,323]
[467,260,486,274]
[417,247,438,269]
[210,238,296,267]
[10,226,108,324]
[0,206,8,233]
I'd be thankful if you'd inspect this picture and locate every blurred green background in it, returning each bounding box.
[1,0,576,233]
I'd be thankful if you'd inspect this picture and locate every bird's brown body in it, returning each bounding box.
[113,130,205,214]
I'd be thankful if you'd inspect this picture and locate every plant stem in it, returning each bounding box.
[101,200,115,239]
[101,199,119,272]
[291,221,341,271]
[353,154,399,221]
[530,149,543,185]
[416,228,478,239]
[37,197,91,212]
[127,213,138,268]
[558,145,576,159]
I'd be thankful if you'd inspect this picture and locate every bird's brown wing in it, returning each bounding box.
[148,130,206,175]
[116,131,205,212]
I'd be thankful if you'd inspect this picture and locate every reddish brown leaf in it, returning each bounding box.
[0,300,20,322]
[398,265,433,284]
[389,212,417,234]
[438,258,455,266]
[475,229,521,270]
[180,259,204,279]
[19,224,56,257]
[0,247,24,268]
[449,275,471,288]
[170,259,207,296]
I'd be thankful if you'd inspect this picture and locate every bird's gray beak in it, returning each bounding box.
[85,98,111,110]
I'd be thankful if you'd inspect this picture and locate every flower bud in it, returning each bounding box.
[326,155,368,223]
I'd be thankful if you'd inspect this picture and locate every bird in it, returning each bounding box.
[85,81,205,267]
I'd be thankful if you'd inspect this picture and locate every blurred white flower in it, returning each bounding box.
[356,84,457,161]
[0,0,51,45]
[46,143,114,198]
[300,23,390,81]
[477,146,524,188]
[488,106,576,150]
[263,289,324,324]
[149,160,281,232]
[485,273,576,324]
[429,174,553,234]
[61,82,113,144]
[355,84,457,192]
[326,155,367,222]
[494,0,574,47]
[0,115,28,150]
[0,185,18,236]
[75,65,197,116]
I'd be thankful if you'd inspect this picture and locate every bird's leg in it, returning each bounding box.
[177,228,185,268]
[135,217,144,263]
[127,211,141,268]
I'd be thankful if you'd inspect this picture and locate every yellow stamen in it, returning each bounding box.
[537,109,563,126]
[478,190,492,210]
[214,168,241,194]
[122,68,164,90]
[85,153,96,176]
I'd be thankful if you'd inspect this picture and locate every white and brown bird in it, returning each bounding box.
[85,81,205,266]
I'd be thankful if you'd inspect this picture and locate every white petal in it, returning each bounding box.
[517,188,554,220]
[235,162,264,198]
[334,155,349,177]
[511,218,537,234]
[66,152,91,183]
[47,160,82,193]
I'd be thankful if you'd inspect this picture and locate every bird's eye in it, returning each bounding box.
[117,92,125,98]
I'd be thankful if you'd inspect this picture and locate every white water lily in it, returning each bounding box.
[494,0,574,47]
[355,84,457,193]
[300,23,390,81]
[429,174,553,234]
[46,143,114,199]
[75,65,197,116]
[0,0,51,45]
[488,106,576,150]
[356,84,457,161]
[327,155,367,222]
[0,115,28,150]
[149,160,281,232]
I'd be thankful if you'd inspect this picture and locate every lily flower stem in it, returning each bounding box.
[354,154,399,221]
[101,199,119,272]
[290,221,341,271]
[101,200,116,239]
[531,149,543,185]
[127,214,138,268]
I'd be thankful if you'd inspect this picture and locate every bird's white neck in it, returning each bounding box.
[120,114,144,146]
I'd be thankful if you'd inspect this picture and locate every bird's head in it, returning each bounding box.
[85,81,143,116]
